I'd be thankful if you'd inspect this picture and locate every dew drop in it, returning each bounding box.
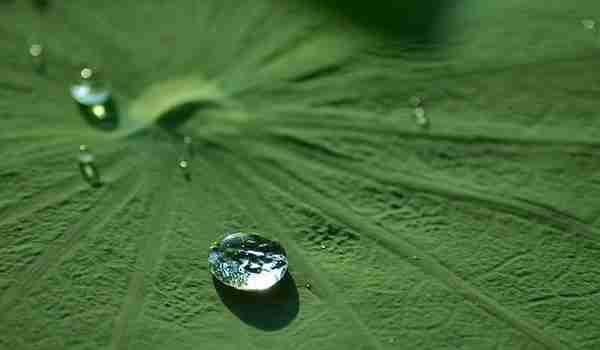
[70,67,118,130]
[414,107,429,129]
[582,19,596,31]
[320,244,327,250]
[179,160,189,169]
[305,283,312,289]
[28,43,45,73]
[77,145,101,187]
[208,232,288,291]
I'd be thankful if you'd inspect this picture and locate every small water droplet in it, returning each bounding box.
[305,283,312,289]
[414,107,429,128]
[582,19,596,31]
[77,145,101,187]
[28,43,45,73]
[179,160,188,169]
[208,232,288,291]
[70,68,118,130]
[320,244,326,250]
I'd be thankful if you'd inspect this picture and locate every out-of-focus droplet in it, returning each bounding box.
[582,19,596,31]
[208,232,288,291]
[305,283,312,289]
[78,145,101,187]
[70,67,119,130]
[414,107,429,129]
[320,244,327,250]
[28,43,45,73]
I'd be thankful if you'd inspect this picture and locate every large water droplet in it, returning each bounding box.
[70,68,118,130]
[209,232,288,291]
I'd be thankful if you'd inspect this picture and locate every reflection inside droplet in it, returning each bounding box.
[208,232,288,291]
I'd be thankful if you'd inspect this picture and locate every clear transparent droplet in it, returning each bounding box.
[414,107,429,128]
[305,283,312,289]
[179,160,188,169]
[70,68,111,106]
[582,19,596,31]
[320,244,327,250]
[28,43,45,73]
[29,44,43,58]
[209,232,288,291]
[70,68,119,130]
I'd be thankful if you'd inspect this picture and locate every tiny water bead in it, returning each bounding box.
[209,232,288,291]
[414,107,429,129]
[582,19,596,31]
[70,67,118,130]
[28,43,45,72]
[78,145,101,187]
[178,160,189,169]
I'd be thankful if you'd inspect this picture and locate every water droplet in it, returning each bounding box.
[70,68,118,130]
[320,244,327,249]
[305,283,312,289]
[28,43,45,73]
[414,107,429,128]
[582,19,596,31]
[208,232,288,291]
[77,145,101,187]
[179,160,188,169]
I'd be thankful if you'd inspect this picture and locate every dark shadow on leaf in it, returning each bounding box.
[307,0,453,45]
[213,272,299,331]
[77,97,119,131]
[32,0,50,12]
[156,101,221,130]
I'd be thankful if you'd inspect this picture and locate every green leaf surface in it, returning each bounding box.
[1,1,600,349]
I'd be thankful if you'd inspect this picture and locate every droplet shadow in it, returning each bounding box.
[307,0,453,45]
[32,0,50,12]
[213,272,299,331]
[156,101,222,130]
